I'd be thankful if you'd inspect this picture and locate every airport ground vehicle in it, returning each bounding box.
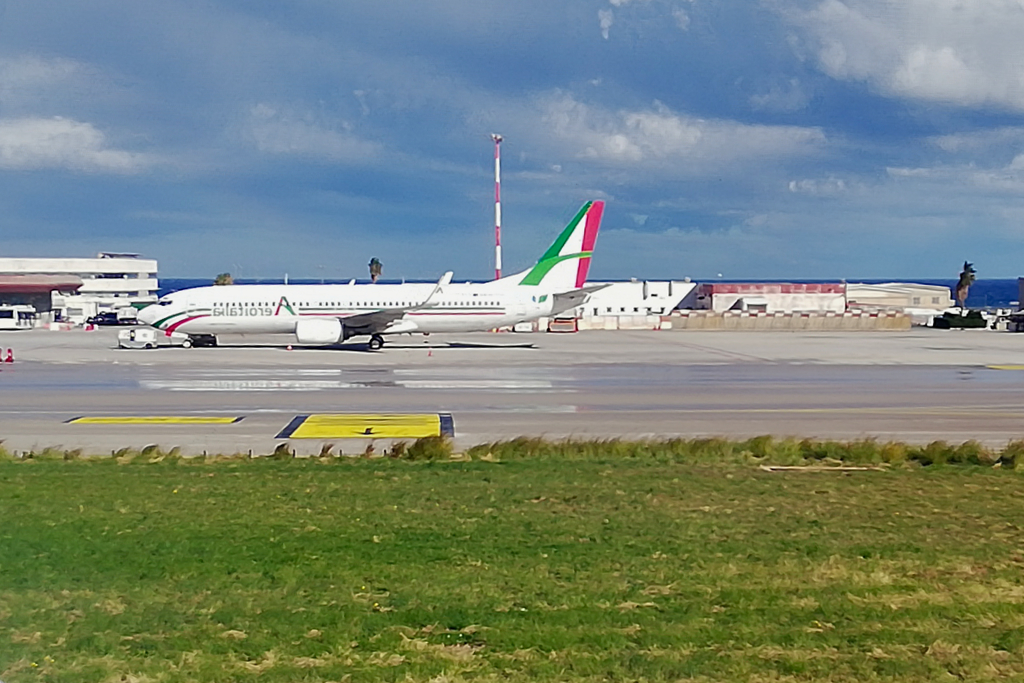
[0,305,36,330]
[118,328,186,349]
[119,328,218,348]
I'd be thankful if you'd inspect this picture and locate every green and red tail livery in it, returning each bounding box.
[511,200,604,290]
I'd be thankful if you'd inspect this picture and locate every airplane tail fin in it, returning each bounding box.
[491,200,605,291]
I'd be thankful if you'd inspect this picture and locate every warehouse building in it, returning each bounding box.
[845,282,954,325]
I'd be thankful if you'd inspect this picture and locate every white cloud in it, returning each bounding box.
[0,53,131,118]
[599,0,693,38]
[0,55,82,96]
[0,117,147,173]
[246,104,379,162]
[598,9,615,39]
[672,7,691,30]
[788,177,848,195]
[887,156,1024,193]
[930,127,1024,155]
[911,127,1024,189]
[539,94,826,169]
[750,79,811,112]
[785,0,1024,111]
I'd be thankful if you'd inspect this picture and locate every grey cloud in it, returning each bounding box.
[245,104,380,162]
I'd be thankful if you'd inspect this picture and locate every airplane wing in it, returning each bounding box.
[340,271,453,336]
[340,307,411,336]
[550,284,610,316]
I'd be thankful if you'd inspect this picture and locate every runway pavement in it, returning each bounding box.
[3,327,1024,454]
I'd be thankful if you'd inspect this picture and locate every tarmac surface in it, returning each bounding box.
[3,327,1024,454]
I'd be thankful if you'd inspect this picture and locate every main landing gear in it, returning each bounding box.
[368,334,385,351]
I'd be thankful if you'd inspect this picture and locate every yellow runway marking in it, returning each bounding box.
[986,365,1024,371]
[277,413,455,439]
[67,416,244,425]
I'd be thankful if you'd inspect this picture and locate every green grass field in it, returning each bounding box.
[2,444,1024,682]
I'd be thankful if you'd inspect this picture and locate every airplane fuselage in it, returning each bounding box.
[141,282,559,338]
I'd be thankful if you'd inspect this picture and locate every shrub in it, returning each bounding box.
[740,436,804,465]
[405,436,454,461]
[999,440,1024,469]
[271,443,294,460]
[879,441,909,465]
[466,437,547,461]
[909,441,953,466]
[25,447,76,461]
[703,438,743,462]
[798,439,849,462]
[950,440,996,466]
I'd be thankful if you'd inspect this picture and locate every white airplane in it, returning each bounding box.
[136,200,605,349]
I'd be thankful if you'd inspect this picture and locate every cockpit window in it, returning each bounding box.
[157,297,174,306]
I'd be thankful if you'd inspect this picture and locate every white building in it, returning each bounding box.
[0,253,158,324]
[845,282,954,326]
[512,280,697,332]
[561,280,697,331]
[582,280,697,318]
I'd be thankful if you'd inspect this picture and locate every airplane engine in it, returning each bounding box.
[294,318,344,345]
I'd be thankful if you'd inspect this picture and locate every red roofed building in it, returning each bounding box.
[0,275,83,313]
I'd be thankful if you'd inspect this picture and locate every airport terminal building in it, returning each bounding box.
[0,253,158,325]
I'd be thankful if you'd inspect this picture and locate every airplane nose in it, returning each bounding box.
[137,304,158,326]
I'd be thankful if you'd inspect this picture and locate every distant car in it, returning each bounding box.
[87,311,137,326]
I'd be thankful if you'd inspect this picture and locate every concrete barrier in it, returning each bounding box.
[562,311,911,333]
[669,311,911,331]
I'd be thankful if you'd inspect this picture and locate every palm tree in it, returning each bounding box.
[368,258,382,284]
[214,272,234,286]
[956,261,975,309]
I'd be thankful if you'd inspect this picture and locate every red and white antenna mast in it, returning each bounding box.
[491,133,503,280]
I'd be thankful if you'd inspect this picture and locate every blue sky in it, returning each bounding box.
[2,0,1024,281]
